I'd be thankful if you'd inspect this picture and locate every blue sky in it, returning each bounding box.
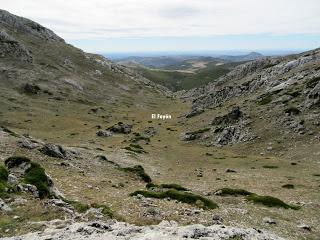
[1,0,319,54]
[70,34,320,54]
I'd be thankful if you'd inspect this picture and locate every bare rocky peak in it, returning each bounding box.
[0,9,64,42]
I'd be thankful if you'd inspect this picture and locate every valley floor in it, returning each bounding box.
[0,96,319,240]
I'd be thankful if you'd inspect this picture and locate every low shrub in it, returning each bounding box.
[130,189,218,209]
[24,162,52,199]
[0,166,8,182]
[246,194,300,210]
[121,165,152,183]
[216,188,252,196]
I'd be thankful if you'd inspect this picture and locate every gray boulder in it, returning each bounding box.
[40,143,69,159]
[0,198,12,212]
[107,122,132,134]
[96,130,113,137]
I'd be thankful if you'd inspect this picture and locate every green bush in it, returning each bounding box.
[130,189,218,209]
[121,165,152,183]
[160,184,189,191]
[24,162,52,199]
[216,188,252,196]
[246,194,299,210]
[0,166,8,182]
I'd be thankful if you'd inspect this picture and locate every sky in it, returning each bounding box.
[1,0,320,54]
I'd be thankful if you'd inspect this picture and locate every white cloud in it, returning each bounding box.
[1,0,319,40]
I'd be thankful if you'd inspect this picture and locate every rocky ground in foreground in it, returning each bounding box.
[2,220,284,240]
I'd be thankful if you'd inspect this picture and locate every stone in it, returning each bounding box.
[40,143,69,159]
[107,122,132,134]
[297,224,312,231]
[7,174,18,184]
[263,217,277,225]
[143,127,157,137]
[22,83,41,94]
[185,108,204,118]
[17,138,40,149]
[96,130,113,137]
[1,220,285,240]
[0,198,12,212]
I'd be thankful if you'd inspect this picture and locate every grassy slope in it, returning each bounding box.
[134,61,241,91]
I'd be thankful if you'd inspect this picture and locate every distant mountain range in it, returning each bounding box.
[114,52,264,69]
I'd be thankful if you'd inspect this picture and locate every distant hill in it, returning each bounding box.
[115,55,245,91]
[218,51,264,62]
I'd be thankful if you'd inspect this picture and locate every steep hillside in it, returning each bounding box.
[179,49,320,149]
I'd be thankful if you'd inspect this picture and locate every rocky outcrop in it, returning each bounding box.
[40,143,70,159]
[107,122,132,134]
[96,130,113,137]
[304,80,320,109]
[210,107,255,146]
[0,9,64,42]
[1,220,285,240]
[211,107,243,125]
[0,30,33,62]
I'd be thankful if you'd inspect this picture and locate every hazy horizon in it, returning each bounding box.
[1,0,319,53]
[102,49,307,59]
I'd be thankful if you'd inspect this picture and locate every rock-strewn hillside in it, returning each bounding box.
[0,9,170,107]
[178,49,320,146]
